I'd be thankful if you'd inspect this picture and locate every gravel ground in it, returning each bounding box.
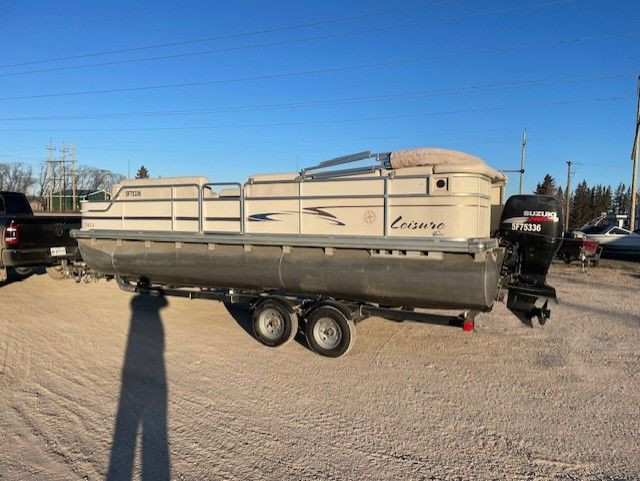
[0,264,639,480]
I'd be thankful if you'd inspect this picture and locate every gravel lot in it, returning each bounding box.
[0,264,639,480]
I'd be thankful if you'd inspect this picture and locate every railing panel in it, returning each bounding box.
[201,183,243,233]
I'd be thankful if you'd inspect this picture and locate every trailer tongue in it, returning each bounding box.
[73,147,562,357]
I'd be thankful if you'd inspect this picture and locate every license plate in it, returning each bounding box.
[50,246,67,257]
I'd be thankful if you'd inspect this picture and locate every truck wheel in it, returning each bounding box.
[14,267,33,276]
[46,265,67,280]
[304,306,355,358]
[252,299,298,348]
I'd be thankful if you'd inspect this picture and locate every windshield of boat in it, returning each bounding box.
[581,225,609,234]
[609,227,631,235]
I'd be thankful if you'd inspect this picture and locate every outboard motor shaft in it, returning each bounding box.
[498,195,564,325]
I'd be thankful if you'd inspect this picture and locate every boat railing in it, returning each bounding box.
[300,150,391,180]
[82,170,492,238]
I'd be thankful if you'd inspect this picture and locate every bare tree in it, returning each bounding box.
[0,162,36,193]
[75,165,124,193]
[35,162,49,203]
[0,161,125,207]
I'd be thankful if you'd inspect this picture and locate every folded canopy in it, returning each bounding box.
[390,147,506,183]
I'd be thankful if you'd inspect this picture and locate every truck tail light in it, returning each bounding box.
[4,221,19,247]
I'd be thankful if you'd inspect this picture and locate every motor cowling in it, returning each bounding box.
[498,195,564,324]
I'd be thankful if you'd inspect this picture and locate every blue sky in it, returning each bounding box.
[0,0,638,196]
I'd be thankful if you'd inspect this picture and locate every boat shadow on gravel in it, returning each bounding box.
[560,299,640,325]
[223,301,311,350]
[106,293,170,481]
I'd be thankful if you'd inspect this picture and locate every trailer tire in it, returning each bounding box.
[252,299,298,348]
[46,265,67,280]
[304,306,355,358]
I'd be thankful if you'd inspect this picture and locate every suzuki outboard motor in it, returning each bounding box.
[498,195,564,325]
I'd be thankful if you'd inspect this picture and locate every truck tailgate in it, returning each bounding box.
[7,215,81,249]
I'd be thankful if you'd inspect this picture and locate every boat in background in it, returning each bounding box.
[579,216,640,259]
[556,231,601,266]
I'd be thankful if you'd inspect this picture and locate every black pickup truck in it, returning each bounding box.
[0,192,81,282]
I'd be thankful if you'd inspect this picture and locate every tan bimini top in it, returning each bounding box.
[249,147,506,183]
[389,148,506,183]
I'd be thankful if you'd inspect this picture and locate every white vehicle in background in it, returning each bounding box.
[580,224,640,258]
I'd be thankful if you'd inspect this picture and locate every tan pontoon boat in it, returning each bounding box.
[73,148,563,357]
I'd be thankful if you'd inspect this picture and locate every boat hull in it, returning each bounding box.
[78,238,502,311]
[584,235,640,259]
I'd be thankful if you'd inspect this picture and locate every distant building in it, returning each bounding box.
[29,198,46,212]
[49,189,110,211]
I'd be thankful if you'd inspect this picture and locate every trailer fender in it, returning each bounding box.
[301,299,357,323]
[252,294,296,313]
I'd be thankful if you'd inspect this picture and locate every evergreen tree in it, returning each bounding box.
[606,186,613,213]
[599,185,613,215]
[534,174,558,195]
[613,182,629,215]
[135,165,150,179]
[583,184,610,227]
[570,180,592,230]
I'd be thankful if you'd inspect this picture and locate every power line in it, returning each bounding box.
[0,0,583,79]
[0,71,632,121]
[0,0,452,70]
[70,127,517,151]
[0,95,628,133]
[0,0,578,72]
[0,130,512,160]
[1,31,636,102]
[1,132,630,162]
[18,3,197,38]
[4,149,634,166]
[0,23,440,78]
[2,129,625,150]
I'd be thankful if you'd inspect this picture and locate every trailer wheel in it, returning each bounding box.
[46,265,67,280]
[304,306,355,358]
[252,299,298,348]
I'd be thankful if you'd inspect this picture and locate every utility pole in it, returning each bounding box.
[70,142,77,211]
[630,76,640,231]
[564,160,573,231]
[46,139,55,211]
[519,128,526,195]
[60,143,68,212]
